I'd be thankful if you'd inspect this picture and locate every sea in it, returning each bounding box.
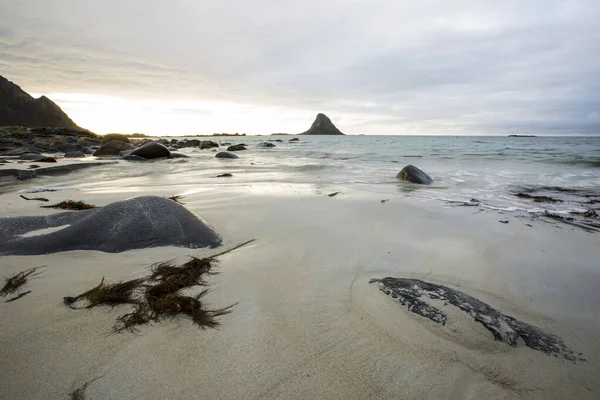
[15,135,600,215]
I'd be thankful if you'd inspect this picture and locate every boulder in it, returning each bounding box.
[395,165,433,185]
[200,140,219,149]
[129,141,170,159]
[257,142,275,148]
[0,196,222,254]
[180,139,200,148]
[93,140,136,156]
[50,142,78,153]
[288,138,299,142]
[64,151,86,158]
[101,133,131,145]
[18,153,45,161]
[227,144,247,152]
[215,151,239,159]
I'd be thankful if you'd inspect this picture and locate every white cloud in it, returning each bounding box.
[1,0,599,134]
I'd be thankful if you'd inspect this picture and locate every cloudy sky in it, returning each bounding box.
[1,0,599,135]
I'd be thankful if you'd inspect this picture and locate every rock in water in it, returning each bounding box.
[370,277,585,362]
[130,142,170,159]
[396,165,433,185]
[300,113,345,135]
[227,144,247,152]
[0,196,222,255]
[257,142,276,148]
[64,151,86,158]
[215,151,239,159]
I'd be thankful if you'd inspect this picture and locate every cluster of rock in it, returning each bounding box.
[0,127,100,158]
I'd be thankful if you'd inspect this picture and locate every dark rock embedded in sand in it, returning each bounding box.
[0,196,222,255]
[215,151,239,159]
[129,141,170,159]
[396,165,433,185]
[370,277,585,362]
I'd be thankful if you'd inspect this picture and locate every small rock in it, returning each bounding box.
[200,140,219,149]
[227,144,247,152]
[215,151,239,159]
[18,153,45,161]
[395,165,433,185]
[257,142,275,148]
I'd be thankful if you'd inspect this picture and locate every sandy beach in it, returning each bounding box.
[1,184,599,399]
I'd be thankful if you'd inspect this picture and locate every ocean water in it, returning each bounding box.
[13,135,600,214]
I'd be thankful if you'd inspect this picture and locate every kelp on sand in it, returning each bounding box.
[64,240,254,333]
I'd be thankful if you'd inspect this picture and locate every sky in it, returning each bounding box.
[1,0,599,135]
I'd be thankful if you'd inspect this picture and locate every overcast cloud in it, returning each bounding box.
[1,0,599,134]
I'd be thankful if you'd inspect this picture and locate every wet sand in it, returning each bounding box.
[0,189,599,399]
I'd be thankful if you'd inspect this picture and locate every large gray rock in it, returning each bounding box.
[130,141,170,159]
[395,165,433,185]
[0,196,222,255]
[215,151,239,159]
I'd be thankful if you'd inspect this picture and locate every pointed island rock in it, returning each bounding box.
[0,75,80,129]
[300,113,345,135]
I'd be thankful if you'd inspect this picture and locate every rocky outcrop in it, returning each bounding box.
[0,75,81,129]
[396,165,433,185]
[300,113,345,135]
[0,196,222,254]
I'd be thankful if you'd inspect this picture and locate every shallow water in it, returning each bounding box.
[7,135,600,214]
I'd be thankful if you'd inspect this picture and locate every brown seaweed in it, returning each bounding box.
[0,267,43,300]
[41,200,96,210]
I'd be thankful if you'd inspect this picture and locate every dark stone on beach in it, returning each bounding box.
[168,152,190,159]
[101,133,131,145]
[396,165,433,185]
[64,151,86,158]
[274,139,283,143]
[180,139,200,148]
[123,155,147,161]
[300,113,345,135]
[258,142,275,148]
[200,140,219,149]
[215,151,239,159]
[370,277,585,362]
[130,141,170,159]
[215,173,233,178]
[93,140,136,156]
[0,196,222,255]
[49,142,78,153]
[227,144,247,152]
[82,147,95,155]
[18,153,45,161]
[289,138,299,142]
